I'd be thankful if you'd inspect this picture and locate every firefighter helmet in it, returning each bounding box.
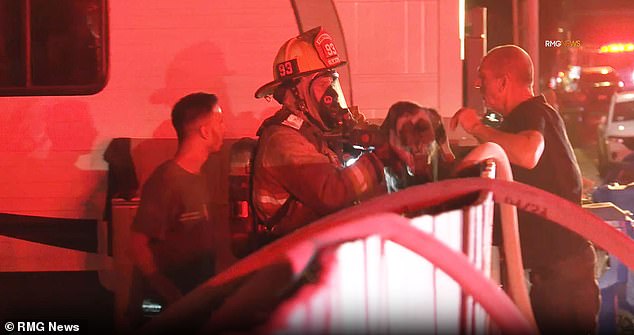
[254,26,347,99]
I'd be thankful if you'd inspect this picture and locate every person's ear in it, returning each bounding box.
[500,74,509,90]
[199,123,210,140]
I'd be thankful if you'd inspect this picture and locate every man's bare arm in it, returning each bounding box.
[451,107,544,169]
[129,232,183,304]
[469,124,544,169]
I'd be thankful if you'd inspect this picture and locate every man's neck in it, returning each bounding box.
[502,88,535,116]
[174,142,208,174]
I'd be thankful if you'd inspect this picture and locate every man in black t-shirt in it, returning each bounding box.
[451,45,599,334]
[128,93,225,324]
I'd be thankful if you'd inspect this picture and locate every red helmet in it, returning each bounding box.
[255,27,347,99]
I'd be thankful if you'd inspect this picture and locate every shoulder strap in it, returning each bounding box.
[258,108,327,156]
[260,195,296,230]
[252,109,329,232]
[250,125,298,231]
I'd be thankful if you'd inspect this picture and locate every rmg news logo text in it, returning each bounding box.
[544,40,582,48]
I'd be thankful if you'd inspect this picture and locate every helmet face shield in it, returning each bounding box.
[309,70,351,130]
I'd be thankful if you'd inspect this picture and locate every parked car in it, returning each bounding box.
[559,66,623,105]
[559,66,624,146]
[597,91,634,176]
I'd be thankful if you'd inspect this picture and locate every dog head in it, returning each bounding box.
[380,101,455,184]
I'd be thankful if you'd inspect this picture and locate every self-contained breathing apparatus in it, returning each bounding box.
[277,67,387,158]
[321,106,386,161]
[227,137,258,258]
[227,27,380,254]
[228,26,454,256]
[226,110,379,257]
[227,106,452,256]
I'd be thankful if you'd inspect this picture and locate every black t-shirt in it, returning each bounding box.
[497,95,586,265]
[499,95,582,203]
[132,160,215,292]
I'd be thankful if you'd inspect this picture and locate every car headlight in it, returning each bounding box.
[607,136,625,144]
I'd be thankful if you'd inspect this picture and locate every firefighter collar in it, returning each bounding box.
[282,113,304,130]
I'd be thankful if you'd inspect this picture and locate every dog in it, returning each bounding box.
[380,101,455,191]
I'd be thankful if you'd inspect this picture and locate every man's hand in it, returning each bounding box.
[450,107,482,133]
[148,273,183,305]
[129,232,183,305]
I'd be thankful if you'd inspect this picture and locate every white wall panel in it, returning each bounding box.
[335,0,461,119]
[0,0,463,219]
[0,0,296,218]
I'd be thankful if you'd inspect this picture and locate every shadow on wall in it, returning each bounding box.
[148,40,275,139]
[45,101,105,218]
[0,99,104,219]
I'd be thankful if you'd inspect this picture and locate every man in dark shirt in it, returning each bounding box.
[129,93,224,319]
[451,45,599,334]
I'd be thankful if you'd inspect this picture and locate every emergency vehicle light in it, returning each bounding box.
[593,81,615,88]
[599,43,634,53]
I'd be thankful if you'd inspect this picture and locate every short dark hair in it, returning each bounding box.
[171,92,218,142]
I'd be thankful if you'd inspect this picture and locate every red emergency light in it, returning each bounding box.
[599,43,634,53]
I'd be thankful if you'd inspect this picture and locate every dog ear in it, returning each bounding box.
[426,108,455,163]
[380,107,398,134]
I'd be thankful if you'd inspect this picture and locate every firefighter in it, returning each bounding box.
[252,27,394,238]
